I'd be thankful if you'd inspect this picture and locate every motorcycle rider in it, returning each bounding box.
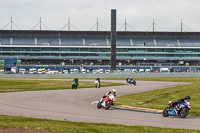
[127,77,131,83]
[71,77,79,90]
[130,77,135,82]
[128,77,135,84]
[126,77,129,83]
[96,77,100,88]
[99,89,116,104]
[73,77,79,85]
[172,96,191,112]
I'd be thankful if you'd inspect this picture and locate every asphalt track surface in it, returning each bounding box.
[0,80,199,130]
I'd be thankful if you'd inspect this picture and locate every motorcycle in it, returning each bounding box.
[95,80,100,88]
[162,100,191,118]
[71,81,78,89]
[97,95,116,110]
[127,78,136,85]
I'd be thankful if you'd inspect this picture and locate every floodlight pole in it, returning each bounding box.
[181,19,183,32]
[125,18,127,31]
[110,9,117,72]
[153,18,155,32]
[40,17,41,30]
[68,17,70,31]
[11,17,12,30]
[97,18,99,31]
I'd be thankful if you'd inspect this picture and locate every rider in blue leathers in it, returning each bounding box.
[172,96,190,111]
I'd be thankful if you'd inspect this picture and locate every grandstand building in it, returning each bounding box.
[1,30,200,71]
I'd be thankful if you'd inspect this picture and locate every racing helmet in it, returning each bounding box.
[168,100,173,105]
[112,89,116,94]
[185,96,191,100]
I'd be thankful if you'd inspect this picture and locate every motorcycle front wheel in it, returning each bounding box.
[105,102,112,110]
[162,107,169,117]
[179,108,189,118]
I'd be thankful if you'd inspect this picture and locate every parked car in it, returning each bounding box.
[154,70,160,73]
[47,70,59,74]
[63,69,69,74]
[11,67,17,74]
[37,69,42,74]
[29,68,37,74]
[92,70,97,74]
[131,69,138,73]
[19,68,26,74]
[70,69,79,74]
[105,70,110,73]
[74,69,79,74]
[145,69,151,73]
[70,69,74,74]
[160,68,169,72]
[42,68,46,74]
[124,69,131,73]
[81,69,87,73]
[139,69,145,73]
[99,69,104,74]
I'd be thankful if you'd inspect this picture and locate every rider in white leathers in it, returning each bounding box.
[99,89,116,104]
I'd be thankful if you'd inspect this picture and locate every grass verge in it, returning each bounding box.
[0,65,3,70]
[0,115,199,133]
[0,78,124,93]
[115,77,200,116]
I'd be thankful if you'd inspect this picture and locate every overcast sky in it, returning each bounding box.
[0,0,200,32]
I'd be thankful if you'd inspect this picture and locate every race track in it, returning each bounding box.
[0,80,199,130]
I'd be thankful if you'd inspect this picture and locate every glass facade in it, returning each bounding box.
[0,47,200,57]
[1,30,200,66]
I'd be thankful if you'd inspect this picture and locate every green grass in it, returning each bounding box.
[0,65,3,70]
[0,115,199,133]
[0,77,200,132]
[115,77,200,116]
[0,78,124,92]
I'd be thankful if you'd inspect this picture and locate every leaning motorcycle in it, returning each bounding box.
[97,95,116,110]
[127,79,136,85]
[71,81,78,89]
[162,100,191,118]
[95,80,100,88]
[130,80,136,85]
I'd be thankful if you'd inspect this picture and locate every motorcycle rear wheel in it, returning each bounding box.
[179,108,189,118]
[72,85,77,89]
[162,107,169,117]
[97,102,101,109]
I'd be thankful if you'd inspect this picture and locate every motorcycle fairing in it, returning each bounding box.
[168,109,177,116]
